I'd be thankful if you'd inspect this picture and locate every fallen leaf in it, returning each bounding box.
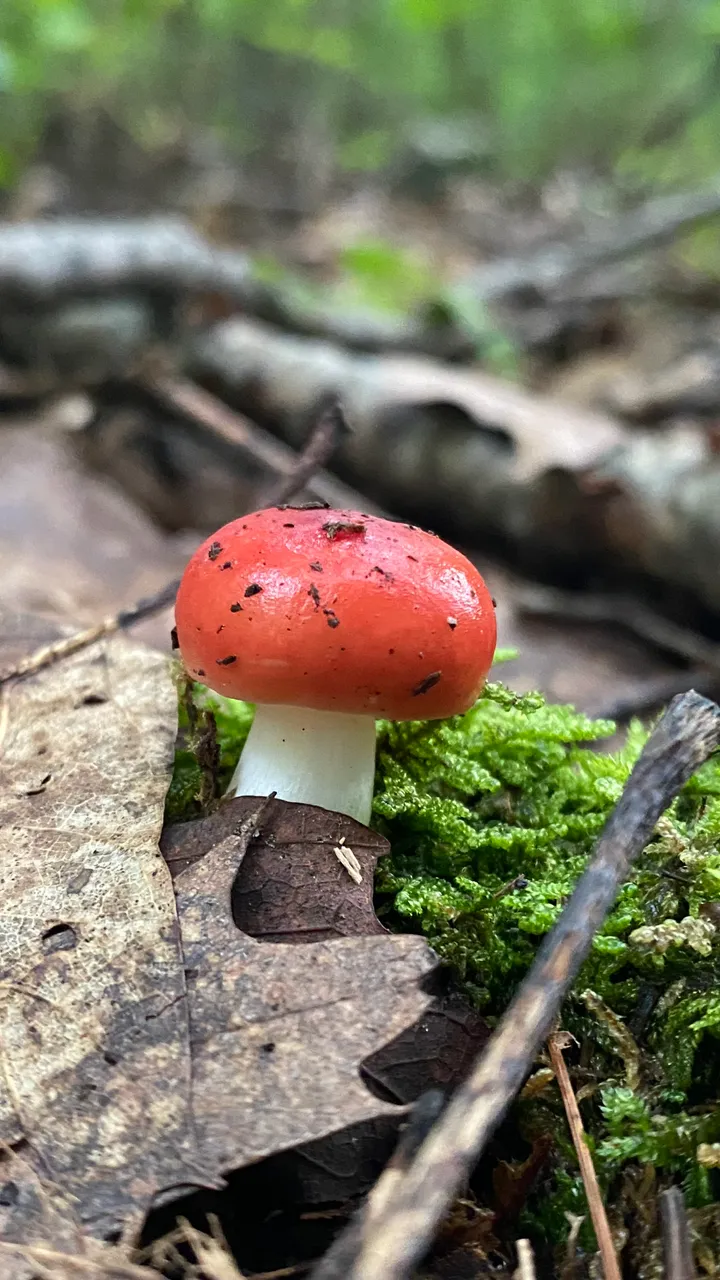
[0,613,439,1243]
[278,995,491,1205]
[173,798,436,1175]
[361,995,491,1105]
[161,797,389,942]
[0,611,202,1238]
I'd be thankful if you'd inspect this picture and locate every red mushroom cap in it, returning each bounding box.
[175,507,496,721]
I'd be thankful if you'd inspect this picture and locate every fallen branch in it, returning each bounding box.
[0,394,352,687]
[311,691,720,1280]
[547,1032,620,1280]
[470,178,720,302]
[515,585,720,671]
[189,319,720,621]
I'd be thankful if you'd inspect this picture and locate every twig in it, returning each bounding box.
[0,393,353,687]
[261,397,351,507]
[514,1239,536,1280]
[547,1032,621,1280]
[0,1239,163,1279]
[311,691,720,1280]
[140,375,360,512]
[659,1187,697,1280]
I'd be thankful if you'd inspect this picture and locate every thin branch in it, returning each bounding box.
[659,1187,697,1280]
[0,581,180,688]
[547,1032,620,1280]
[261,397,351,507]
[0,393,353,688]
[0,1239,163,1279]
[311,691,720,1280]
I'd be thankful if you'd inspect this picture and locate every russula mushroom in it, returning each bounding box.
[174,507,496,825]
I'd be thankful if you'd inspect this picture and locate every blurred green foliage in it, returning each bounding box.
[2,0,720,190]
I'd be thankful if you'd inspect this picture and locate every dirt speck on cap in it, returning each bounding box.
[412,671,442,696]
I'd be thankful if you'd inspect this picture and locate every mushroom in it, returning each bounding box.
[174,506,496,825]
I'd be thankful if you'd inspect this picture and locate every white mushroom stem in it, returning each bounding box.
[227,704,377,825]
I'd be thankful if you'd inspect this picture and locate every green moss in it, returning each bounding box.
[167,672,720,1268]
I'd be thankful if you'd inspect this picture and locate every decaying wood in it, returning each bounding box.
[1,182,719,359]
[0,614,203,1236]
[190,319,720,619]
[660,1187,697,1280]
[312,691,720,1280]
[188,316,623,535]
[547,1032,620,1280]
[0,218,458,359]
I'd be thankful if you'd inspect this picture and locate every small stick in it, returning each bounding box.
[514,1239,537,1280]
[0,581,180,687]
[659,1187,697,1280]
[0,397,351,687]
[143,375,362,512]
[547,1031,620,1280]
[261,397,351,507]
[313,1091,445,1280]
[311,691,720,1280]
[0,1239,163,1279]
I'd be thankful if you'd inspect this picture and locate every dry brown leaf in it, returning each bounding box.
[0,613,437,1250]
[161,797,389,942]
[0,611,203,1238]
[173,798,436,1175]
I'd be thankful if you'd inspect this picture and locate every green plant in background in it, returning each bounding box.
[2,0,720,193]
[168,666,720,1265]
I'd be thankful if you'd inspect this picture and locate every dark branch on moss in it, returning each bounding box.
[313,691,720,1280]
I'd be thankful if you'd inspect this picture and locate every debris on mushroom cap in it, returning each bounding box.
[174,506,497,721]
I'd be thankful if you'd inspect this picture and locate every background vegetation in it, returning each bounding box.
[2,0,720,198]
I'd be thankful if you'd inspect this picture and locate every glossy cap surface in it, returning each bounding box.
[175,507,496,720]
